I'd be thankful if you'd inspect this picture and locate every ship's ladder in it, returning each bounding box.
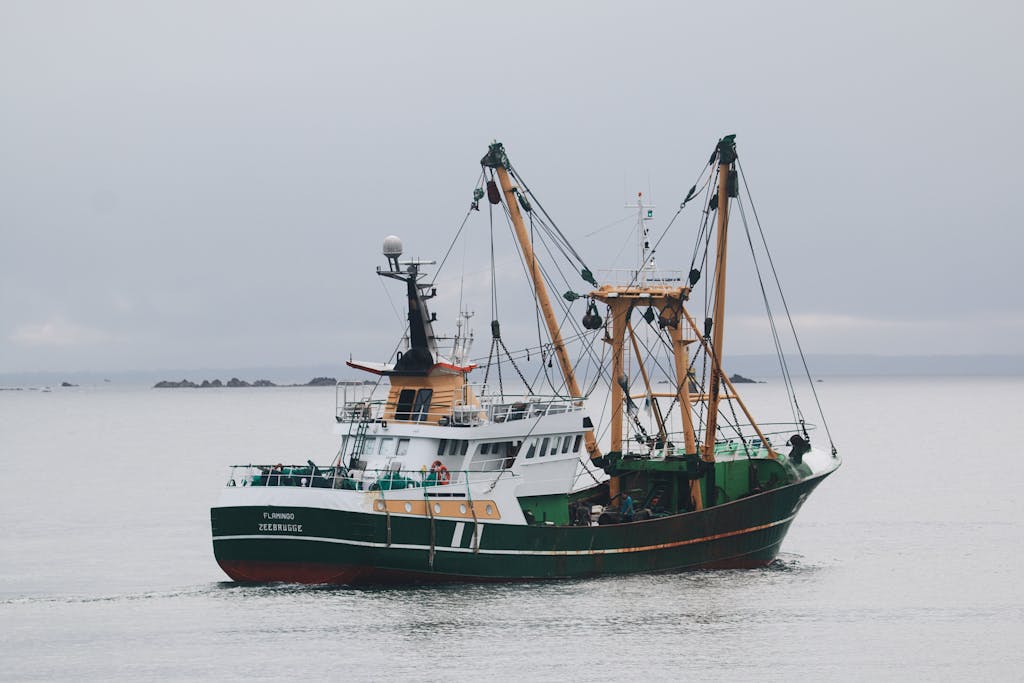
[351,419,370,458]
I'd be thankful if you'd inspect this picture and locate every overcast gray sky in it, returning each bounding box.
[2,0,1021,374]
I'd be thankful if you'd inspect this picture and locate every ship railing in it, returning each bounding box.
[336,399,387,423]
[224,464,514,492]
[333,388,586,427]
[464,383,585,424]
[619,422,818,458]
[335,382,386,423]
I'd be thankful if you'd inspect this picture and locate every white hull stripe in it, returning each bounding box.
[451,522,465,548]
[213,514,795,557]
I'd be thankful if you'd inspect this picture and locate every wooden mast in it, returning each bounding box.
[667,319,703,510]
[487,146,601,463]
[702,136,737,464]
[604,300,631,502]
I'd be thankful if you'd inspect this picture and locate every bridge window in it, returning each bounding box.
[395,389,415,420]
[525,440,536,459]
[437,439,447,456]
[561,436,571,453]
[412,389,433,422]
[573,434,582,452]
[397,438,410,456]
[539,438,549,457]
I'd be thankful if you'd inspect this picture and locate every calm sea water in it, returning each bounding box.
[2,378,1022,680]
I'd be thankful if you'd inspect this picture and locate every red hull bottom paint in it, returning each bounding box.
[217,553,776,586]
[218,560,521,585]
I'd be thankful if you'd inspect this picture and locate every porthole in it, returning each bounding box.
[375,500,385,511]
[459,503,467,514]
[433,503,441,514]
[404,502,413,513]
[485,504,494,515]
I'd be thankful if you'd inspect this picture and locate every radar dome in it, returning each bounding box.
[382,235,403,258]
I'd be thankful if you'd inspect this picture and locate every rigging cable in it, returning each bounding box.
[434,170,487,279]
[737,159,837,454]
[736,194,802,428]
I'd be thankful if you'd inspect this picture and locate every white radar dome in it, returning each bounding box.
[382,235,403,258]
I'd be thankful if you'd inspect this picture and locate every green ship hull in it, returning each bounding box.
[211,470,831,584]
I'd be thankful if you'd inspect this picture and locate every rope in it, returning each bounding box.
[509,166,592,273]
[735,194,802,427]
[737,159,837,454]
[499,337,534,393]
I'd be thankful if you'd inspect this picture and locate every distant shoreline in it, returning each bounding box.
[153,376,375,388]
[5,354,1024,387]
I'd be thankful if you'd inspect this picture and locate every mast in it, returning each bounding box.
[481,142,601,462]
[702,135,737,463]
[625,192,655,284]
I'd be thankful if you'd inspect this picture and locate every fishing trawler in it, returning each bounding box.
[210,137,840,583]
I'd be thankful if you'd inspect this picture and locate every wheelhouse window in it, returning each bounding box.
[573,434,582,452]
[561,436,571,454]
[395,389,416,420]
[412,389,433,422]
[396,438,410,456]
[525,440,536,459]
[539,438,550,457]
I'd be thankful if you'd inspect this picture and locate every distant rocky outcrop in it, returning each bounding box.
[729,373,761,384]
[154,379,198,388]
[153,376,331,388]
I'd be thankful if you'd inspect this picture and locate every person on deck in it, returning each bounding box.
[621,494,635,522]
